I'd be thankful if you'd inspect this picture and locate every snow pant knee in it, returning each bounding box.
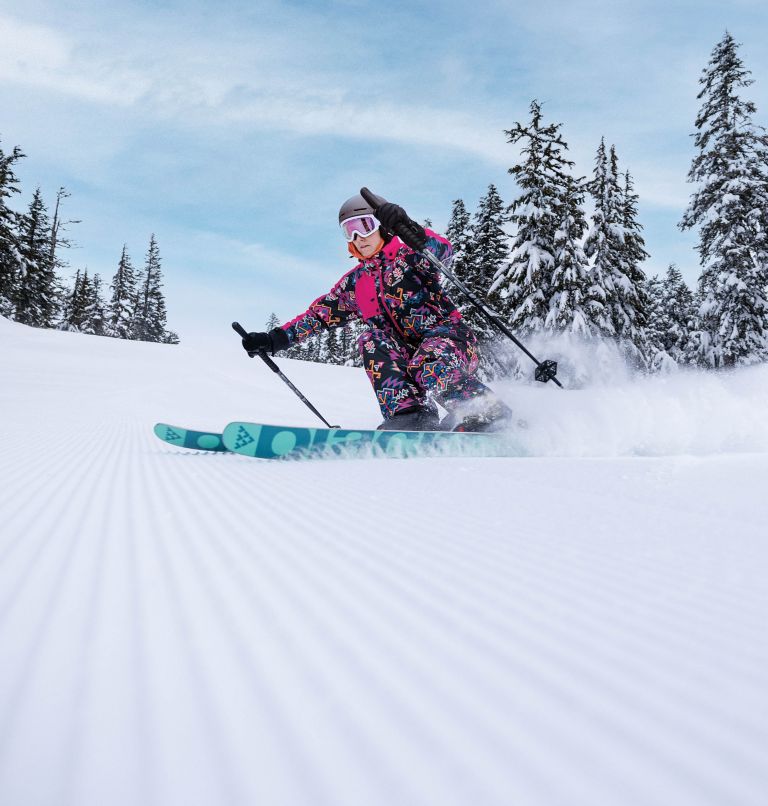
[358,329,423,417]
[407,336,487,410]
[359,329,489,418]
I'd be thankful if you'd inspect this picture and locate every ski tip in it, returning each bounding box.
[153,423,228,452]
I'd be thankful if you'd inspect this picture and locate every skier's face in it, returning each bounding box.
[353,229,384,257]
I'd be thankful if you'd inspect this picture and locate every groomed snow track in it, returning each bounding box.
[1,317,767,806]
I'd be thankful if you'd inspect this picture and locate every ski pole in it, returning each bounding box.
[360,187,563,389]
[232,321,340,428]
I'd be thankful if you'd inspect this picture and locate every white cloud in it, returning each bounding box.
[0,11,510,165]
[0,15,151,104]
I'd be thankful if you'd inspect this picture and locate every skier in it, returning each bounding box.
[241,193,512,431]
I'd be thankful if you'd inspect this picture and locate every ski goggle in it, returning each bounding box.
[340,214,380,242]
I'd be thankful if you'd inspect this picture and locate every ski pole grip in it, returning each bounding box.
[232,321,248,339]
[360,186,427,251]
[232,320,278,368]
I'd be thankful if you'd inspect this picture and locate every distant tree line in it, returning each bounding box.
[0,145,178,343]
[270,31,768,377]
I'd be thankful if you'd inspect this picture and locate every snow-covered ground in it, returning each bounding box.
[1,316,767,806]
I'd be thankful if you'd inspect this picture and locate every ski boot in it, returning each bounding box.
[377,404,441,431]
[452,399,519,433]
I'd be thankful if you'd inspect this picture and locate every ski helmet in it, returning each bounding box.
[338,190,387,225]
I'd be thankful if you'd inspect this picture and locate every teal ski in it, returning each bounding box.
[154,423,229,452]
[221,421,523,460]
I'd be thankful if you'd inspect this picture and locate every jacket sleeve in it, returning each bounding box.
[418,228,454,277]
[279,269,361,348]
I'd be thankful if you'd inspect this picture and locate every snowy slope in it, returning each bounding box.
[1,316,767,806]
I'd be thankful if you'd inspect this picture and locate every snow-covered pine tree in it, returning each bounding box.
[659,264,696,363]
[59,269,80,331]
[265,312,280,331]
[584,139,617,339]
[76,272,107,335]
[617,167,651,365]
[445,198,474,289]
[644,274,676,371]
[325,327,344,364]
[133,235,171,343]
[343,321,364,367]
[63,269,93,331]
[546,173,601,336]
[680,32,768,367]
[107,245,137,339]
[0,139,25,319]
[585,142,650,367]
[90,274,107,335]
[15,188,58,327]
[452,186,509,378]
[463,186,507,326]
[304,333,322,362]
[492,101,580,335]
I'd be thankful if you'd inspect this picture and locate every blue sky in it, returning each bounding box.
[2,0,768,346]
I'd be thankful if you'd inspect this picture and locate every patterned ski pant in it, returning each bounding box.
[359,328,488,417]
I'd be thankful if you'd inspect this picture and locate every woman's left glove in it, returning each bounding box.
[376,202,427,251]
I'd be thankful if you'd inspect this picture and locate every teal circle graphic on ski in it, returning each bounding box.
[271,429,298,456]
[197,434,222,450]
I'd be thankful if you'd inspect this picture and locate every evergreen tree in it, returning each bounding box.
[492,101,559,330]
[59,269,80,331]
[63,269,94,331]
[340,320,365,367]
[455,186,509,378]
[107,245,138,339]
[659,264,696,363]
[464,185,507,330]
[325,328,342,365]
[546,174,601,336]
[265,312,280,331]
[133,234,170,343]
[445,198,474,292]
[617,166,652,364]
[680,32,768,367]
[0,138,25,318]
[15,188,58,327]
[494,102,598,343]
[305,333,321,362]
[584,138,617,338]
[83,273,107,336]
[585,141,650,366]
[644,274,676,371]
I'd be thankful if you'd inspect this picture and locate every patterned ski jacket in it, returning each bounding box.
[279,230,472,349]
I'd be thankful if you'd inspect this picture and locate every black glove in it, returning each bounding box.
[376,202,427,251]
[242,331,273,355]
[241,326,290,357]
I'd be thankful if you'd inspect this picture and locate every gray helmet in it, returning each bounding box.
[338,193,372,224]
[338,191,386,224]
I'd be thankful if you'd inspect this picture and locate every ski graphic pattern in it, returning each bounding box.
[153,423,229,452]
[221,421,522,460]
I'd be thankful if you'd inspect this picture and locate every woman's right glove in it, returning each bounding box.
[241,331,274,356]
[242,326,291,357]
